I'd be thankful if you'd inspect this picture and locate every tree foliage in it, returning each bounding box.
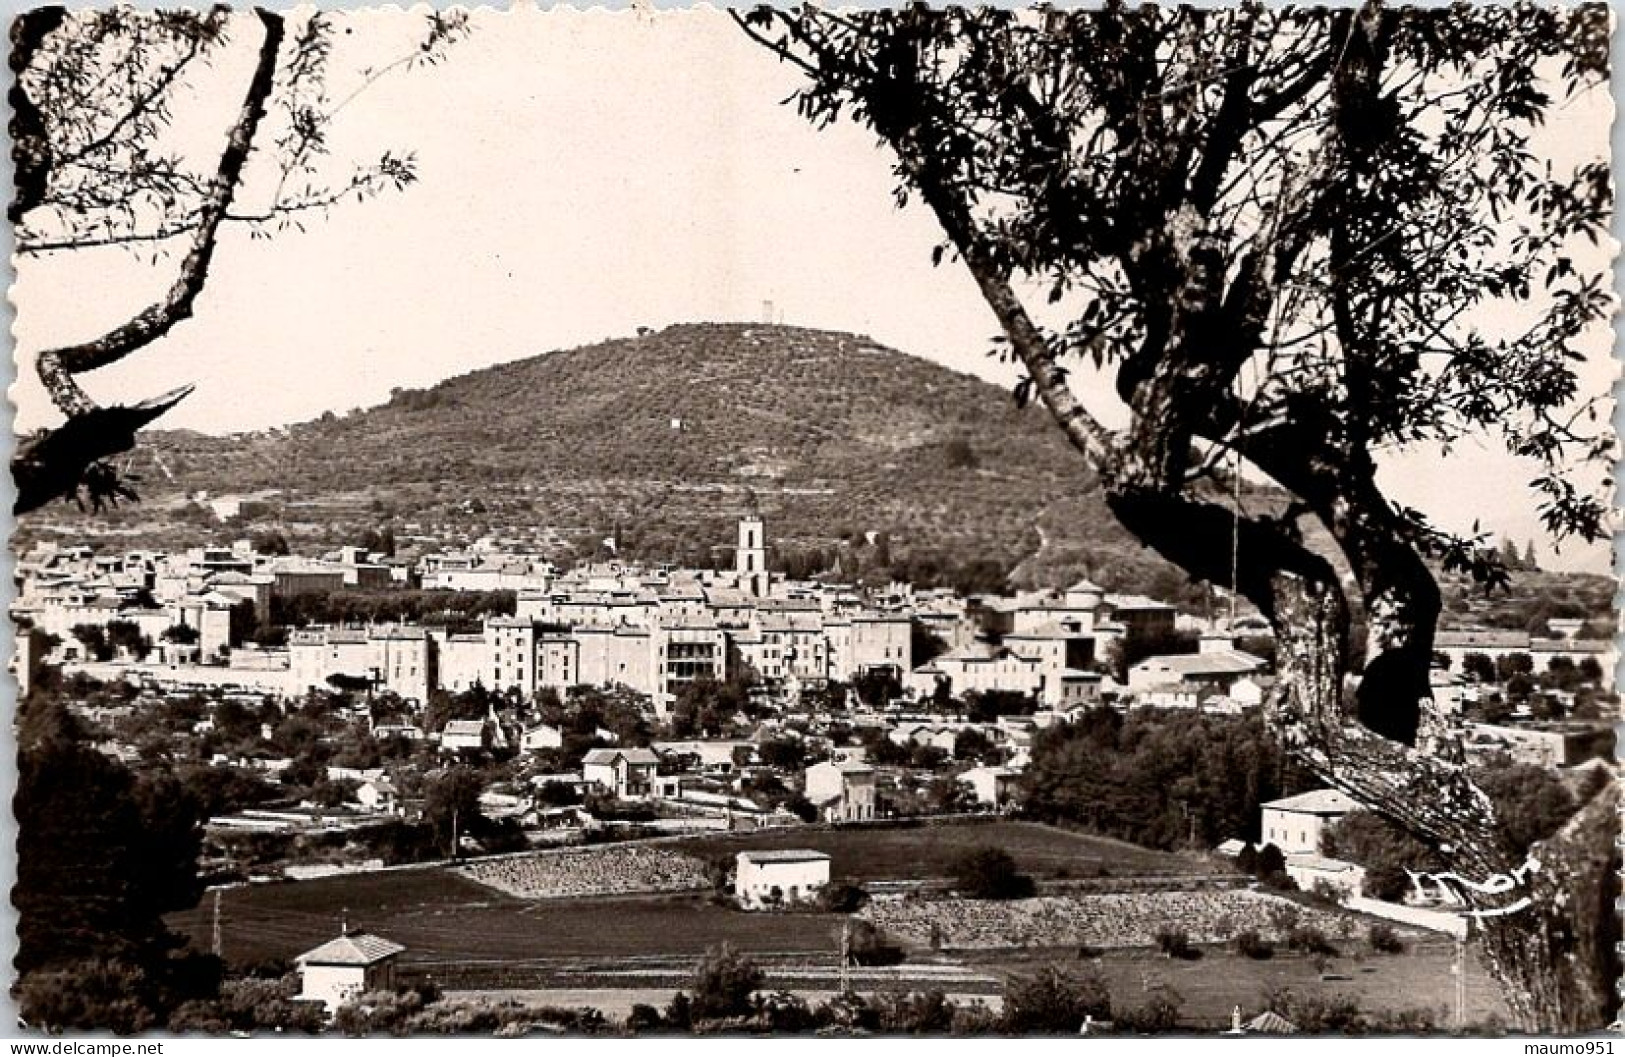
[11,8,468,513]
[742,3,1616,1028]
[687,943,765,1021]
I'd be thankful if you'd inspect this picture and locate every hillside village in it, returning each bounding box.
[16,514,1615,887]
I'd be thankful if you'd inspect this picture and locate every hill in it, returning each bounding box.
[19,322,1606,624]
[25,323,1215,597]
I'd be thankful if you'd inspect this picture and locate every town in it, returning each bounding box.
[13,511,1617,1032]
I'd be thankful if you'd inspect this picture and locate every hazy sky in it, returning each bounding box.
[9,7,1617,571]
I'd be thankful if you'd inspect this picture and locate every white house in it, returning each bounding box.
[520,722,564,751]
[1260,788,1362,855]
[581,747,660,798]
[734,849,831,909]
[1128,649,1267,695]
[440,719,488,752]
[958,765,1022,808]
[1284,854,1366,899]
[803,760,877,822]
[295,931,406,1015]
[355,778,400,814]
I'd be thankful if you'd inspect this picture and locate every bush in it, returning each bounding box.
[662,992,692,1030]
[1233,929,1274,960]
[951,846,1036,900]
[1367,924,1405,954]
[1001,966,1111,1033]
[1155,927,1198,960]
[625,1003,664,1033]
[1115,987,1183,1033]
[755,990,813,1032]
[819,882,870,913]
[847,919,905,967]
[1287,925,1338,956]
[688,944,764,1021]
[875,990,958,1034]
[811,991,877,1032]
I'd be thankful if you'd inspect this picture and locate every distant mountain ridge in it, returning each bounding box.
[99,323,1188,592]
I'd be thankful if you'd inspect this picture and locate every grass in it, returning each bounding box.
[666,820,1207,882]
[170,821,1204,971]
[169,840,1499,1028]
[171,879,844,970]
[973,942,1509,1028]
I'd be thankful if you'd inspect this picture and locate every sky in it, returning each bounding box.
[8,6,1618,572]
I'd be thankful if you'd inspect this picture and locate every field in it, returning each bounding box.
[168,822,1493,1027]
[172,822,1210,973]
[173,879,842,971]
[978,943,1509,1029]
[457,944,1508,1029]
[666,820,1210,882]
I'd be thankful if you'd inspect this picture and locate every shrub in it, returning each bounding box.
[755,990,813,1032]
[1288,925,1338,956]
[820,882,870,913]
[847,919,905,967]
[951,846,1036,900]
[813,991,878,1032]
[875,990,957,1034]
[662,992,692,1030]
[1367,924,1405,954]
[1155,927,1198,960]
[688,943,764,1021]
[625,1004,664,1033]
[1115,987,1183,1034]
[1001,966,1111,1033]
[1233,929,1274,960]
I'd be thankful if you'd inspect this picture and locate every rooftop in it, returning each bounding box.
[296,931,405,967]
[1262,788,1362,815]
[737,849,832,864]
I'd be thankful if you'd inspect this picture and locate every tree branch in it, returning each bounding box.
[33,9,283,418]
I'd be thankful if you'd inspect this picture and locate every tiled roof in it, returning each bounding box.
[1262,788,1361,815]
[1136,650,1265,677]
[296,932,405,966]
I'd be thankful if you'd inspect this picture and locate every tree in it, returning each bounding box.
[744,4,1616,1029]
[1001,965,1111,1033]
[950,845,1035,900]
[1460,652,1497,685]
[423,765,484,854]
[14,699,214,1028]
[104,619,152,660]
[11,8,468,514]
[687,943,764,1021]
[251,530,291,556]
[70,622,112,661]
[161,623,200,646]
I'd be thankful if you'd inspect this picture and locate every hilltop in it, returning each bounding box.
[24,323,1217,597]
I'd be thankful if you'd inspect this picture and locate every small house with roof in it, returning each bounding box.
[1260,788,1362,855]
[1127,646,1267,697]
[804,759,877,822]
[295,930,406,1014]
[958,764,1023,808]
[439,718,488,753]
[734,849,831,909]
[581,747,660,798]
